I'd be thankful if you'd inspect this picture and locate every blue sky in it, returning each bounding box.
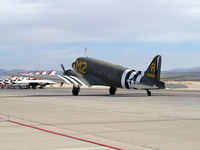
[0,0,200,71]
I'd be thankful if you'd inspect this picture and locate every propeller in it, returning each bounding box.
[60,64,65,87]
[60,64,74,87]
[60,82,64,87]
[61,64,66,72]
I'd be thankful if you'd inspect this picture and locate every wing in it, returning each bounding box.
[9,73,89,86]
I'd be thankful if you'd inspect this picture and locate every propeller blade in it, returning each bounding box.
[61,64,65,72]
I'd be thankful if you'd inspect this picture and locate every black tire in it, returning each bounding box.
[32,86,37,89]
[109,87,117,95]
[146,90,151,96]
[72,87,80,96]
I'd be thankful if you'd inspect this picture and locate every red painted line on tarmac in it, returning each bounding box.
[5,119,125,150]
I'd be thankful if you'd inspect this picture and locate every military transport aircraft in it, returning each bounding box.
[11,55,185,96]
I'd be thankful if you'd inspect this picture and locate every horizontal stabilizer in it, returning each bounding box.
[165,83,188,88]
[161,73,196,81]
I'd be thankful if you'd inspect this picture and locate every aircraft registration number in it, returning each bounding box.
[75,60,87,74]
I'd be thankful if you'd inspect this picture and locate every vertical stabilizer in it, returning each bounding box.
[145,55,162,81]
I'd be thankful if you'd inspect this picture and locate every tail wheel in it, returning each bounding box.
[109,87,117,95]
[72,86,80,96]
[146,89,151,96]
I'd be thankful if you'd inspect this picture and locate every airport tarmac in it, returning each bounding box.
[0,88,200,150]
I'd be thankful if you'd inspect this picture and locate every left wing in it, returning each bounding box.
[9,73,89,86]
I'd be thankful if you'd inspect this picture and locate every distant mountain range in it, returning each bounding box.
[163,66,200,74]
[1,66,200,78]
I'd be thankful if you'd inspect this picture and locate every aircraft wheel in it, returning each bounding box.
[146,89,151,96]
[109,87,117,95]
[72,87,80,96]
[32,86,37,89]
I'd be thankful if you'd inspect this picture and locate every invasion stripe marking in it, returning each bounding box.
[121,69,131,88]
[125,70,135,89]
[136,72,144,83]
[70,76,86,86]
[133,71,141,82]
[61,75,74,84]
[127,71,136,89]
[57,75,71,84]
[128,71,136,81]
[62,75,78,85]
[69,76,82,85]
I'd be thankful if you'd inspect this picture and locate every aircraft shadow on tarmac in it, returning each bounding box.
[9,92,176,98]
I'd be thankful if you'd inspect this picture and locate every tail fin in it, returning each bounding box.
[48,70,56,75]
[40,71,47,75]
[34,71,40,75]
[145,55,161,81]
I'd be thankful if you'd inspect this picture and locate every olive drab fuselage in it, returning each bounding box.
[72,57,165,90]
[73,57,126,87]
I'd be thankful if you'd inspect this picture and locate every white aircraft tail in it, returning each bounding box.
[34,71,40,75]
[48,70,56,75]
[40,71,47,75]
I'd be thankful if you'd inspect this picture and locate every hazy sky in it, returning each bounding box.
[0,0,200,71]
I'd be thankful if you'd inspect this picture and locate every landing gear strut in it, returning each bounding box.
[72,86,80,96]
[146,89,151,96]
[109,87,117,95]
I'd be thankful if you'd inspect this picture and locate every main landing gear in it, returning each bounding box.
[146,89,151,96]
[72,85,80,96]
[109,87,117,95]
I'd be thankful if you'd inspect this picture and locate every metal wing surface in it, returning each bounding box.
[9,73,89,86]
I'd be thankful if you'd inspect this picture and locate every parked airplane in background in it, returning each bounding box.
[48,70,56,75]
[40,71,47,75]
[11,55,185,96]
[12,70,56,89]
[3,71,56,89]
[0,79,4,87]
